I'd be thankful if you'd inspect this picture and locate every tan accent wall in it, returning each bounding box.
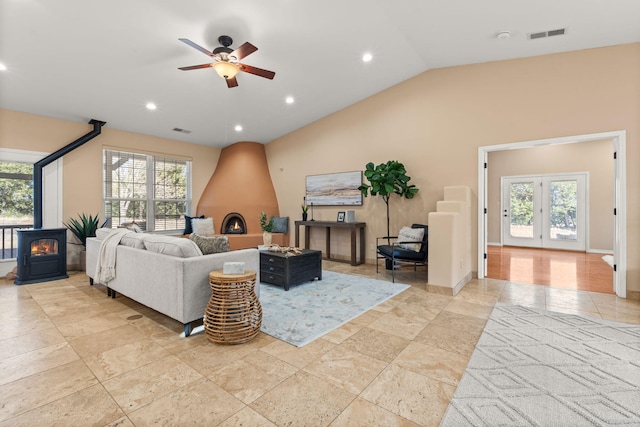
[265,43,640,292]
[0,109,220,223]
[196,141,279,235]
[487,139,614,250]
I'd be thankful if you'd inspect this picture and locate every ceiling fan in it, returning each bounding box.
[178,35,276,88]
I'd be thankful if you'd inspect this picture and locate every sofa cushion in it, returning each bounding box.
[397,226,424,252]
[143,234,203,257]
[192,217,215,235]
[120,232,146,249]
[272,216,289,233]
[189,234,230,255]
[183,214,204,235]
[95,228,114,240]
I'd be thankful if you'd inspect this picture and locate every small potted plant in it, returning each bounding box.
[259,211,275,246]
[64,213,103,271]
[301,204,309,221]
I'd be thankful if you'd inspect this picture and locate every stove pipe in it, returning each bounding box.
[33,119,106,228]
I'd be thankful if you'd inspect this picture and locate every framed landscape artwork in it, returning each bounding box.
[305,171,363,206]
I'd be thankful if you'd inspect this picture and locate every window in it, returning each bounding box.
[103,149,191,232]
[0,161,34,259]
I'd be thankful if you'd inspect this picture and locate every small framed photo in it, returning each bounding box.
[337,211,345,222]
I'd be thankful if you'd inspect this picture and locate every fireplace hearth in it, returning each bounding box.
[14,228,68,285]
[221,213,246,234]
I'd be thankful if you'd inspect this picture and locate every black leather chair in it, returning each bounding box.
[376,224,428,283]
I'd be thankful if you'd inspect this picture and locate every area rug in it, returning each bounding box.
[440,303,640,426]
[602,254,614,268]
[259,270,409,347]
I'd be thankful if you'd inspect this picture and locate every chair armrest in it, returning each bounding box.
[376,235,398,245]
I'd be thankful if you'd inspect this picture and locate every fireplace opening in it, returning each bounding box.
[15,228,68,285]
[31,239,58,256]
[221,213,246,234]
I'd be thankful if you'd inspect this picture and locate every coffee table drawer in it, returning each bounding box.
[262,271,286,286]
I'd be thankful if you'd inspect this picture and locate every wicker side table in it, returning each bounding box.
[205,270,262,344]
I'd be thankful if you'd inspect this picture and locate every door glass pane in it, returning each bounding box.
[549,180,577,240]
[510,182,534,238]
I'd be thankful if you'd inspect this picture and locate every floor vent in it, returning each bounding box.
[172,128,192,134]
[529,28,566,40]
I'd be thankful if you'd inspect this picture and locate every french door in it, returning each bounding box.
[502,173,586,251]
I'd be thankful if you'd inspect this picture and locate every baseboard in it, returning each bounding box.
[426,271,473,296]
[487,242,501,246]
[587,248,614,254]
[627,290,640,301]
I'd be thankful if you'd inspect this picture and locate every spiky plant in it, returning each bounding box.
[64,213,101,246]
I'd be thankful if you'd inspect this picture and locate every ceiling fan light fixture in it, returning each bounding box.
[213,61,239,79]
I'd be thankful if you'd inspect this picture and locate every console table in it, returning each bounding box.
[294,220,366,266]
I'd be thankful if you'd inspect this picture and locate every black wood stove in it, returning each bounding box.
[14,228,68,285]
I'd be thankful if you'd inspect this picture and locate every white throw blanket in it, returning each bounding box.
[95,228,131,284]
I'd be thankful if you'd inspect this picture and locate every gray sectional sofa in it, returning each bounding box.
[86,229,260,336]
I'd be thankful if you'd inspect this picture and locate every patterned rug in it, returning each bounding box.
[440,303,640,426]
[259,270,409,347]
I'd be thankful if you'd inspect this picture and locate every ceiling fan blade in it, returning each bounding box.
[178,38,214,57]
[238,64,276,80]
[226,76,239,88]
[230,42,258,61]
[178,63,212,71]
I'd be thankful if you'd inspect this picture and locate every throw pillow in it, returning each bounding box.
[191,217,215,235]
[272,216,289,233]
[183,214,204,235]
[120,222,143,233]
[396,226,424,252]
[189,234,230,255]
[143,234,203,258]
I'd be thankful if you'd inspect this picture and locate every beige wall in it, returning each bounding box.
[266,43,640,292]
[0,109,220,222]
[487,139,614,250]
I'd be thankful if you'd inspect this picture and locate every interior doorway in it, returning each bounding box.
[477,131,626,297]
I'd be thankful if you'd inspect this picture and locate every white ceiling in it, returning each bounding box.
[1,0,639,148]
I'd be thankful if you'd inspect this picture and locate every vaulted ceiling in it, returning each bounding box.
[1,0,639,147]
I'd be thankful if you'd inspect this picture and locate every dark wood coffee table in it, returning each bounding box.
[260,249,322,291]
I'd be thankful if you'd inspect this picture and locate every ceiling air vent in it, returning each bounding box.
[172,128,192,134]
[529,28,566,40]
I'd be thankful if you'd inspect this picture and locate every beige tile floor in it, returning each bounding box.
[1,262,639,426]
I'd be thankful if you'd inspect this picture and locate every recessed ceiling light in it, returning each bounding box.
[497,31,511,40]
[0,63,7,71]
[234,125,243,132]
[146,102,157,110]
[285,96,294,104]
[362,53,373,62]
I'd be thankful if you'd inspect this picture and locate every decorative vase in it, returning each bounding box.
[263,231,272,246]
[302,212,308,221]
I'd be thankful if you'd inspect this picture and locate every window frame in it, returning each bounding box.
[103,149,192,232]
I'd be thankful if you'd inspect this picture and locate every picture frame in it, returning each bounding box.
[337,211,345,222]
[305,171,363,206]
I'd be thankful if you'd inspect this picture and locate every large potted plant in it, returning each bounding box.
[358,160,419,239]
[259,211,275,246]
[64,213,102,271]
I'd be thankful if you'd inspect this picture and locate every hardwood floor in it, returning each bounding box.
[486,245,614,294]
